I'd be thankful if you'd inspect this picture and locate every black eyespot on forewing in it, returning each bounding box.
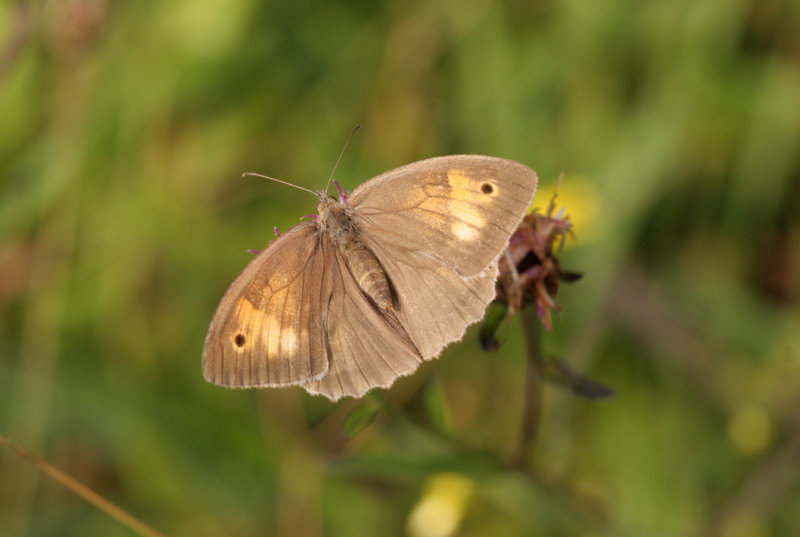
[234,334,246,347]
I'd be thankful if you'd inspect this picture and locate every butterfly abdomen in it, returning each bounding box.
[343,244,393,311]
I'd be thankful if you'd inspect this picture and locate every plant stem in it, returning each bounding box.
[511,306,544,469]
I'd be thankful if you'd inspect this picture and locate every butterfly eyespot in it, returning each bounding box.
[480,182,495,194]
[234,334,246,347]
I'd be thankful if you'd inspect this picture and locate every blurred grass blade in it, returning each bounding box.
[424,378,451,435]
[0,434,170,537]
[341,403,380,440]
[543,359,615,399]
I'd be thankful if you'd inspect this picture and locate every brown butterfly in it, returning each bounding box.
[202,155,538,400]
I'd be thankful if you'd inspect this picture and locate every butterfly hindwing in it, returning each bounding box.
[303,247,423,400]
[355,236,499,359]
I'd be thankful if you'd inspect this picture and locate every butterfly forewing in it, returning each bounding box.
[349,155,538,277]
[202,223,331,387]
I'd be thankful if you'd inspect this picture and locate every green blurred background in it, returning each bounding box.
[1,1,799,536]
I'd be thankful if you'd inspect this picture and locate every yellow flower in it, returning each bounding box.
[407,473,476,537]
[532,174,604,244]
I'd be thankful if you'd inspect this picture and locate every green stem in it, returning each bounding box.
[511,306,544,469]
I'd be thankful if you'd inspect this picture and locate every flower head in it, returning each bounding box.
[495,182,582,331]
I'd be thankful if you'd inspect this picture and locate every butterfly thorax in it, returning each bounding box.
[317,196,393,311]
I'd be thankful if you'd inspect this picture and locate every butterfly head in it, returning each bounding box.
[315,181,349,210]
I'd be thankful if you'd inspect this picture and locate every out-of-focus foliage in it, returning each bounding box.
[1,1,799,536]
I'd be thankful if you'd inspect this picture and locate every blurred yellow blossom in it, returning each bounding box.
[531,174,604,243]
[407,473,476,537]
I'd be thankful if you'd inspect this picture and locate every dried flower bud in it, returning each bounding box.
[495,182,582,332]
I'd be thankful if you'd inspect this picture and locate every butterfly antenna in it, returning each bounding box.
[325,124,362,193]
[241,172,316,196]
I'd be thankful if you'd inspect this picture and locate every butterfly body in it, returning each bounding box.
[203,155,538,400]
[317,194,394,311]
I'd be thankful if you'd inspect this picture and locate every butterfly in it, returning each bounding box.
[202,155,538,400]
